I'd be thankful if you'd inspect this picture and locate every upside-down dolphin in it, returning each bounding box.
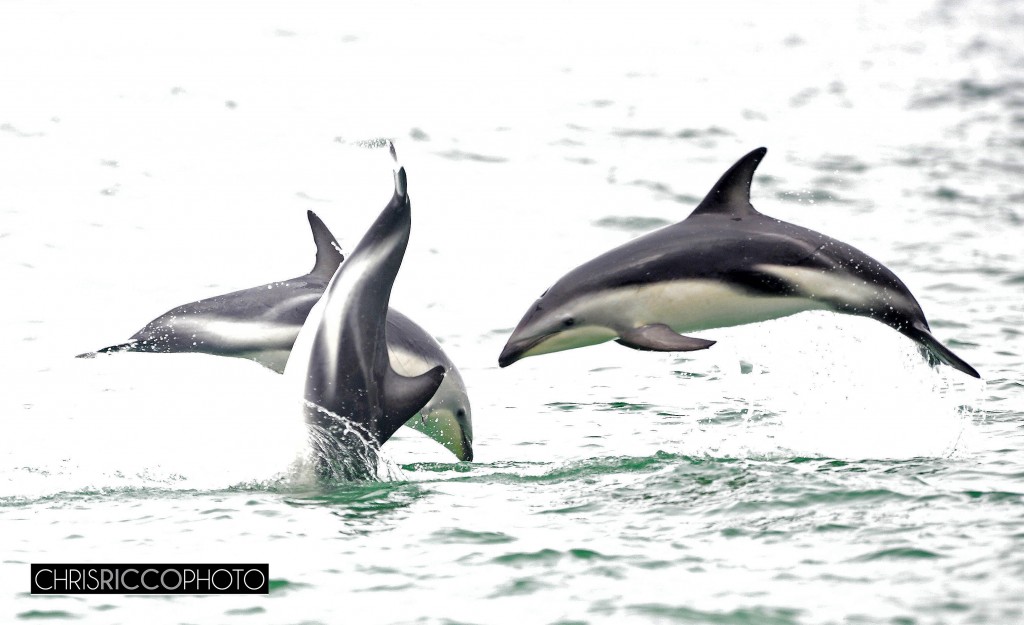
[498,147,979,378]
[79,210,472,460]
[287,165,445,479]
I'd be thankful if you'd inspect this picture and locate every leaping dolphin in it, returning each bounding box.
[287,166,445,479]
[81,211,343,372]
[498,147,980,378]
[80,210,472,460]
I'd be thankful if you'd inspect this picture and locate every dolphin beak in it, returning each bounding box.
[498,333,550,368]
[404,405,474,461]
[459,429,474,462]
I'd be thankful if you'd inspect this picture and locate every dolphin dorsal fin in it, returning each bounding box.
[307,210,345,279]
[688,147,768,219]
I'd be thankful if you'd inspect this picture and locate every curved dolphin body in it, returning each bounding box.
[499,147,980,378]
[81,211,472,460]
[289,167,445,479]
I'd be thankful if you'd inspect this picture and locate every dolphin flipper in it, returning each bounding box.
[616,324,717,352]
[382,365,446,440]
[907,322,980,379]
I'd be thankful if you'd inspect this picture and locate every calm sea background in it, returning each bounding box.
[1,1,1022,623]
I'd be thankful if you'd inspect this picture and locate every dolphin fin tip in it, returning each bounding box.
[946,355,981,379]
[911,324,981,379]
[81,341,137,357]
[394,167,408,198]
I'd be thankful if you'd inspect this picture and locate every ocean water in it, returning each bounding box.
[1,0,1022,623]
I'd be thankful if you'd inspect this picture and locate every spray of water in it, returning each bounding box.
[0,353,403,502]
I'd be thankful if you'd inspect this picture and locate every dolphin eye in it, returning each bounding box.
[456,408,466,419]
[562,317,576,328]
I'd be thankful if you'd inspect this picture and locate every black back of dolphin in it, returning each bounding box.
[300,167,445,461]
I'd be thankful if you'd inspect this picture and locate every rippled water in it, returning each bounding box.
[2,1,1022,623]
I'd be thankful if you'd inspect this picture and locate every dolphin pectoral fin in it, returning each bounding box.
[907,323,980,379]
[616,324,716,352]
[382,365,446,440]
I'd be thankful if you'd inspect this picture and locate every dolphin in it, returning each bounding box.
[81,211,343,372]
[80,211,472,460]
[287,165,445,479]
[498,147,980,378]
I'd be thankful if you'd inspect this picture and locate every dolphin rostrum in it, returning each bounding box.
[498,147,980,378]
[80,210,472,460]
[288,165,445,479]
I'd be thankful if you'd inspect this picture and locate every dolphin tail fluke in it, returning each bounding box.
[382,365,446,440]
[75,341,137,359]
[907,323,980,379]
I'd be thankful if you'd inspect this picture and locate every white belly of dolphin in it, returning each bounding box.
[596,280,830,333]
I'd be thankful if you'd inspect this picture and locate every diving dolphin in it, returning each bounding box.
[288,166,445,478]
[80,211,472,460]
[498,147,980,378]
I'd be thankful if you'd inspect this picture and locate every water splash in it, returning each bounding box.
[0,354,409,502]
[663,312,985,460]
[303,401,404,483]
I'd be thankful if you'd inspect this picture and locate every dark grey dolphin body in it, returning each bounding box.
[81,211,472,460]
[499,147,980,378]
[289,166,445,479]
